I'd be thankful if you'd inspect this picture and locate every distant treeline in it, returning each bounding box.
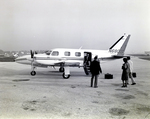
[0,57,15,62]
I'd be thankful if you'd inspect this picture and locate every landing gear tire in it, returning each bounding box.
[31,71,36,76]
[62,73,70,79]
[59,67,64,72]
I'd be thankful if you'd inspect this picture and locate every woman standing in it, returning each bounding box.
[121,58,129,87]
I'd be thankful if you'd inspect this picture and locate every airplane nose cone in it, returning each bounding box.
[15,55,32,65]
[15,57,27,64]
[15,57,21,63]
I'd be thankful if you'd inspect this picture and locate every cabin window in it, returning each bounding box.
[52,51,59,56]
[75,52,81,57]
[64,51,70,56]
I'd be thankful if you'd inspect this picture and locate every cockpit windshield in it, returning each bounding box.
[45,50,52,55]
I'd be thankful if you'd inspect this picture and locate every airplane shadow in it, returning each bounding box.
[14,70,88,79]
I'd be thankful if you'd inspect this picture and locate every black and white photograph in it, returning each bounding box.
[0,0,150,119]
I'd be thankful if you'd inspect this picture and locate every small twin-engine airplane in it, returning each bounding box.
[15,34,131,79]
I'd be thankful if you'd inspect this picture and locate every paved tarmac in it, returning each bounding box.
[0,57,150,119]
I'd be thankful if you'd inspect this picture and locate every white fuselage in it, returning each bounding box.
[15,48,116,67]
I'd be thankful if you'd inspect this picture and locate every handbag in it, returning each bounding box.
[132,72,136,78]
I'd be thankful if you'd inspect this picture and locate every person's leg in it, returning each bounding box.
[122,80,125,87]
[125,80,128,87]
[127,72,130,84]
[94,75,98,88]
[130,72,136,85]
[125,73,129,87]
[91,74,94,87]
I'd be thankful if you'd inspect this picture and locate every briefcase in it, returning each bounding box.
[105,73,113,79]
[132,72,136,78]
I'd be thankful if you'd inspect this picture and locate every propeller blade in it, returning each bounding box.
[30,50,34,58]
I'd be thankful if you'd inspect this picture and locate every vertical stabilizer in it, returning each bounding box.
[109,34,130,56]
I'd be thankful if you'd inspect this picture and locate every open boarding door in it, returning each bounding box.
[83,52,92,75]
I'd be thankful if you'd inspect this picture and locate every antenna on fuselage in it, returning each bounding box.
[79,46,82,49]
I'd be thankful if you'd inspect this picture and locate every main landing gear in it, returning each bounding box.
[62,66,70,79]
[62,73,70,79]
[59,67,64,72]
[59,66,70,79]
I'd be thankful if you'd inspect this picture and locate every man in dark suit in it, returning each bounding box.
[90,56,102,88]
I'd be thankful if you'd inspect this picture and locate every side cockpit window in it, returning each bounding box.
[75,52,81,57]
[52,51,59,56]
[45,50,51,55]
[64,51,70,56]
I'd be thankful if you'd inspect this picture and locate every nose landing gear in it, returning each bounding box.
[31,71,36,76]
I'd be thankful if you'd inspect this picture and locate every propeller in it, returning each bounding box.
[30,50,34,58]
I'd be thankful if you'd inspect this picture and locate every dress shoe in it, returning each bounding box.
[131,83,136,85]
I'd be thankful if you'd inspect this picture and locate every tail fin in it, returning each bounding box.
[109,34,130,56]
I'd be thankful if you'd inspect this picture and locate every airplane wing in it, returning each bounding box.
[34,60,65,66]
[34,59,81,67]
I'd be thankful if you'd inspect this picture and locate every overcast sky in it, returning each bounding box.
[0,0,150,53]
